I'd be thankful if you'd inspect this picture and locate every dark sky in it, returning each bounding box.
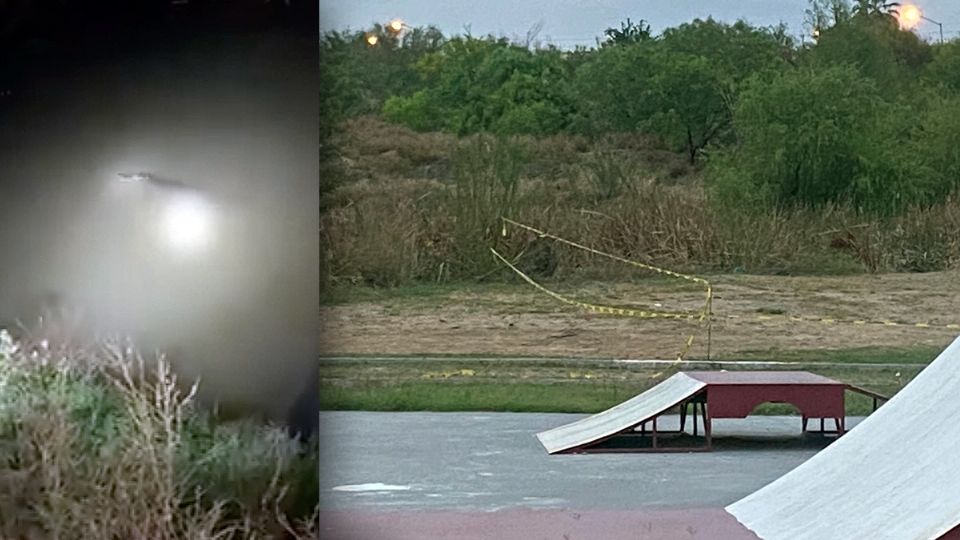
[0,0,320,427]
[322,0,960,46]
[1,0,315,92]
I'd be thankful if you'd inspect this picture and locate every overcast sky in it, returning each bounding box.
[321,0,960,47]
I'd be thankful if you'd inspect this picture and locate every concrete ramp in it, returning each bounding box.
[727,335,960,540]
[537,372,706,454]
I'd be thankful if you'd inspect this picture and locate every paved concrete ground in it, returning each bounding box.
[319,411,863,511]
[320,508,761,540]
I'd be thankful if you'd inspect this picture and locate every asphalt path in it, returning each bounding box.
[319,411,863,511]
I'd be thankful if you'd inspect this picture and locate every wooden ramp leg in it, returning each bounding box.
[693,403,699,437]
[701,402,712,450]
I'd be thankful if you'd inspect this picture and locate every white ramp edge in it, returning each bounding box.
[727,335,960,540]
[537,372,706,454]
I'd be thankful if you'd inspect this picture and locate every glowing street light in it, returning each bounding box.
[116,172,216,255]
[160,193,215,254]
[388,19,405,34]
[897,4,944,44]
[898,4,923,30]
[366,19,408,48]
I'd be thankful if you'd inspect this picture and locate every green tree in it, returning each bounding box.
[574,19,790,162]
[804,0,853,35]
[660,18,791,84]
[709,65,919,212]
[382,90,447,131]
[852,0,901,17]
[903,94,960,195]
[602,18,652,46]
[383,37,575,135]
[321,25,445,120]
[570,41,657,134]
[655,19,791,162]
[807,11,932,96]
[644,48,729,164]
[925,41,960,93]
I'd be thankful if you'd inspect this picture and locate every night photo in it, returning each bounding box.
[0,1,319,537]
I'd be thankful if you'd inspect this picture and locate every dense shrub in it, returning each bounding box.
[0,329,317,539]
[708,65,926,213]
[808,11,932,96]
[925,41,960,92]
[383,38,575,136]
[573,19,791,162]
[321,25,445,121]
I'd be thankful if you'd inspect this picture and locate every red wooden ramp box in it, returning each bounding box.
[537,371,886,454]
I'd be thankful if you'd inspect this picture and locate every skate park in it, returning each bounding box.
[321,336,960,539]
[319,220,960,539]
[319,2,960,537]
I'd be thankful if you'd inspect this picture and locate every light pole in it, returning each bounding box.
[922,14,944,45]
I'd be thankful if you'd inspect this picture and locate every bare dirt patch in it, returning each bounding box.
[321,271,959,360]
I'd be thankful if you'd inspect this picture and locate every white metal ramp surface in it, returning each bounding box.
[727,335,960,540]
[536,372,706,454]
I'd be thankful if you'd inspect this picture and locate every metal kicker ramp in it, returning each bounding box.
[536,372,707,454]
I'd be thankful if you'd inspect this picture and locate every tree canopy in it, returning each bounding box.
[324,1,960,214]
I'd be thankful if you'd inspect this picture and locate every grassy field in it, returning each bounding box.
[319,352,926,417]
[718,345,942,364]
[321,270,955,417]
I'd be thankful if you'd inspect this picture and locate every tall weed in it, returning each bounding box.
[322,127,960,285]
[446,134,526,278]
[0,327,317,540]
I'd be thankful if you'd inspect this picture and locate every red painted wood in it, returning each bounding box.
[706,384,845,419]
[939,523,960,539]
[687,371,843,386]
[684,371,847,420]
[559,371,852,452]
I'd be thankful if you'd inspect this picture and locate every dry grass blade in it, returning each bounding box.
[0,327,318,540]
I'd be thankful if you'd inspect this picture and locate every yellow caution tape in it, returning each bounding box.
[721,313,960,331]
[500,217,712,298]
[493,218,714,362]
[492,218,958,363]
[490,249,701,321]
[421,368,477,379]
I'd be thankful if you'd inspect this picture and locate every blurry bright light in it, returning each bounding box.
[388,19,404,33]
[161,194,214,253]
[898,4,923,30]
[117,171,150,183]
[366,34,379,46]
